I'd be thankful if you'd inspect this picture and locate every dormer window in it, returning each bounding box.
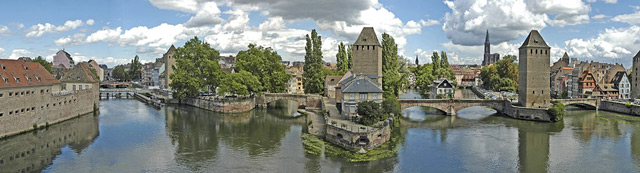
[15,77,20,83]
[24,66,28,71]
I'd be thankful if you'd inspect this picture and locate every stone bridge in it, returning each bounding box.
[99,88,151,98]
[398,99,510,116]
[256,93,323,109]
[552,99,599,110]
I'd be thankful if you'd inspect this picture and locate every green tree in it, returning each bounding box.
[336,42,348,73]
[356,101,384,126]
[440,51,449,69]
[170,36,222,100]
[303,29,324,94]
[347,44,353,70]
[128,55,142,81]
[503,55,517,63]
[112,65,128,81]
[32,56,52,73]
[495,59,519,88]
[236,44,290,93]
[381,33,408,97]
[431,51,440,73]
[217,71,263,96]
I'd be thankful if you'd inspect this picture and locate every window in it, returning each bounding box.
[542,90,544,94]
[9,92,12,96]
[9,111,12,115]
[0,113,3,117]
[72,85,76,91]
[533,91,535,94]
[79,85,83,90]
[349,93,355,100]
[372,93,378,99]
[530,49,533,54]
[85,85,89,89]
[359,93,368,100]
[31,107,35,111]
[0,93,3,98]
[21,91,24,95]
[21,109,24,113]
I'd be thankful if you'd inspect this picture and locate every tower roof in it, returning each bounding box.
[353,27,380,46]
[520,30,550,48]
[562,52,569,59]
[485,30,489,43]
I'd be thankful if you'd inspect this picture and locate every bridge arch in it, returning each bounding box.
[398,99,509,116]
[256,93,322,109]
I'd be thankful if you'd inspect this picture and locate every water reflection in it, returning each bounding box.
[0,114,99,172]
[267,99,302,117]
[17,99,640,172]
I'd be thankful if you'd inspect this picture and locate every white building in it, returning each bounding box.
[612,71,630,100]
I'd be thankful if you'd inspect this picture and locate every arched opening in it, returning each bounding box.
[564,103,597,110]
[401,106,447,122]
[456,106,498,120]
[267,99,303,117]
[356,136,370,147]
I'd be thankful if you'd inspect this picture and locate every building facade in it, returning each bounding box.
[0,58,99,137]
[163,45,176,89]
[518,30,551,108]
[52,50,74,69]
[352,27,383,84]
[633,50,640,99]
[340,75,384,118]
[430,78,455,99]
[612,71,630,100]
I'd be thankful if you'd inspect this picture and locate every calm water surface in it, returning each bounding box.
[1,90,639,172]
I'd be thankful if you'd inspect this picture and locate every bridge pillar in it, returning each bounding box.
[448,106,456,116]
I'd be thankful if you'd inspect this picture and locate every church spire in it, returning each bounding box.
[415,55,419,65]
[485,30,490,44]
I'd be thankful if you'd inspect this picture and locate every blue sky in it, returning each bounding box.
[0,0,639,68]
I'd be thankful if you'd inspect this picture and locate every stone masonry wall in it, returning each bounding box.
[184,97,255,113]
[0,84,99,137]
[599,101,640,116]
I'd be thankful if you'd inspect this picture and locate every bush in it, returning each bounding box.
[357,101,384,126]
[547,102,565,122]
[626,102,632,108]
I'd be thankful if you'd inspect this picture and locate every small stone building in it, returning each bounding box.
[325,118,391,151]
[340,74,383,118]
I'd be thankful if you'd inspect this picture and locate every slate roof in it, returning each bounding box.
[0,58,61,89]
[635,50,640,59]
[353,27,381,46]
[338,72,380,85]
[342,77,383,93]
[59,62,100,83]
[611,71,628,85]
[520,30,550,48]
[430,78,454,88]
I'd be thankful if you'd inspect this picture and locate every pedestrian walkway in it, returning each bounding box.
[323,97,341,119]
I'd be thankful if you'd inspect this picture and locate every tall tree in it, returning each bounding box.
[440,51,449,69]
[303,29,324,94]
[381,33,408,97]
[170,36,222,100]
[336,42,348,73]
[503,55,517,63]
[32,56,52,73]
[347,44,353,70]
[128,55,142,81]
[236,44,291,93]
[431,51,440,74]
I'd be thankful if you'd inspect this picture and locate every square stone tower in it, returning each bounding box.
[164,45,176,89]
[352,27,383,83]
[632,50,640,99]
[518,30,551,108]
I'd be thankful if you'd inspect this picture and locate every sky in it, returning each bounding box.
[0,0,639,68]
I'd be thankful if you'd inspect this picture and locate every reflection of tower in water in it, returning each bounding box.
[517,129,550,173]
[632,125,640,164]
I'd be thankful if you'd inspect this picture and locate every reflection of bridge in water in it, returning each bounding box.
[99,88,151,98]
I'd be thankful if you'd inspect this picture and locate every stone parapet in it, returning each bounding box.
[183,97,255,113]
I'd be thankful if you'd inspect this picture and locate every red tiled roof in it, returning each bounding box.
[0,58,61,89]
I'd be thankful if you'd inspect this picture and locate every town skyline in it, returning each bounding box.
[0,0,639,67]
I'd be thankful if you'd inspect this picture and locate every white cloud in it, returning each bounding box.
[592,14,609,20]
[149,0,198,13]
[443,0,547,46]
[563,25,640,60]
[443,0,592,46]
[8,49,34,59]
[420,19,441,27]
[612,11,640,25]
[440,41,521,64]
[184,2,224,27]
[0,25,10,35]
[0,48,5,57]
[25,19,89,37]
[86,19,95,26]
[54,33,86,45]
[526,0,591,27]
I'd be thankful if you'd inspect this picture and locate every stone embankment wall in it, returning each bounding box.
[183,97,255,113]
[324,119,391,151]
[599,101,640,115]
[502,105,552,122]
[0,86,99,137]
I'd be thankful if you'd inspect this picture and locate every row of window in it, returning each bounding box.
[0,98,77,118]
[354,45,375,51]
[0,89,50,98]
[530,49,548,55]
[347,93,378,100]
[0,132,76,172]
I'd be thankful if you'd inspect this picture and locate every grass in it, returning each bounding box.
[301,133,324,156]
[301,125,402,162]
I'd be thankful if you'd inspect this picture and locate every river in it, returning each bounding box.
[1,91,640,172]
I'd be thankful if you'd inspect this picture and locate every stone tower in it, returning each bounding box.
[632,50,640,99]
[164,45,176,89]
[352,27,383,83]
[518,30,551,108]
